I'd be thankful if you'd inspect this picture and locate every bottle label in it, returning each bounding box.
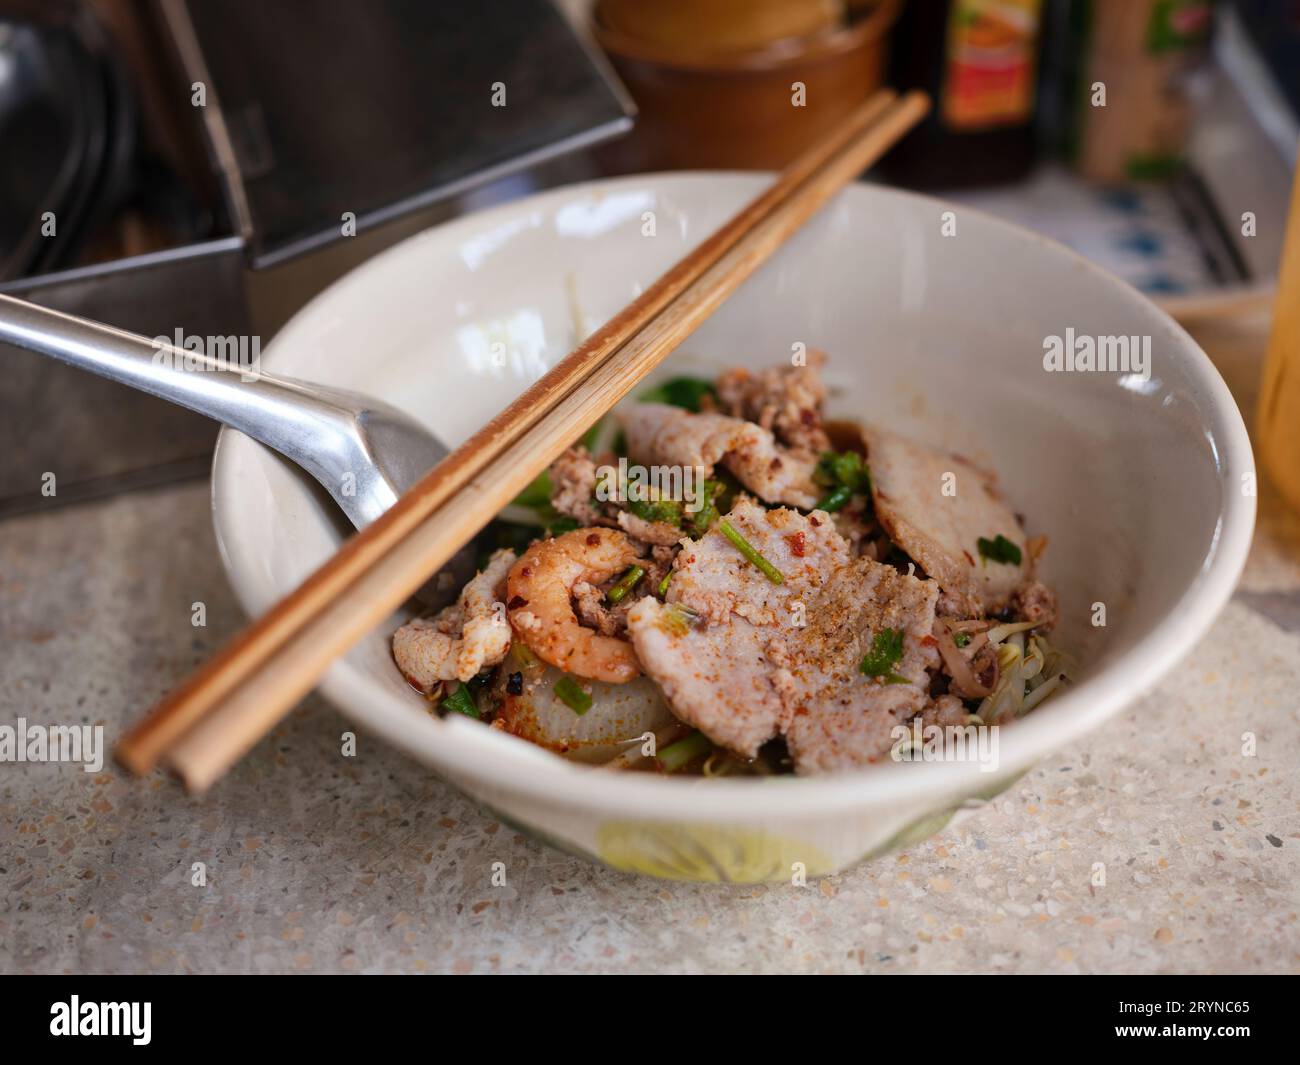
[941,0,1043,131]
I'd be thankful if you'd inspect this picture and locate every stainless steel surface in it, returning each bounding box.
[0,237,247,513]
[162,0,634,268]
[0,294,470,581]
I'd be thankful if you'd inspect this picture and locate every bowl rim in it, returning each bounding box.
[212,171,1256,821]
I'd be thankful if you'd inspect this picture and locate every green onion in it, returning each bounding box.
[639,376,717,412]
[657,730,711,773]
[657,570,673,597]
[719,520,784,584]
[628,497,683,526]
[814,485,853,513]
[682,478,727,536]
[554,676,592,715]
[811,450,871,515]
[859,627,906,682]
[606,565,645,605]
[813,450,871,494]
[441,684,479,719]
[954,632,971,648]
[977,534,1022,566]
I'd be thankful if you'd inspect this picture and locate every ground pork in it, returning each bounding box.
[1011,579,1058,630]
[714,350,831,453]
[547,445,603,526]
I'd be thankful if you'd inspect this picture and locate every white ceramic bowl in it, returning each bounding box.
[212,174,1255,882]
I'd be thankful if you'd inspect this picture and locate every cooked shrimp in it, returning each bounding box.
[507,528,641,683]
[393,549,515,690]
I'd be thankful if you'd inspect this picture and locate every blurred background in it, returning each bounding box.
[0,0,1296,516]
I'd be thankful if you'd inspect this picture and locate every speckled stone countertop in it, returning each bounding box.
[1,314,1297,975]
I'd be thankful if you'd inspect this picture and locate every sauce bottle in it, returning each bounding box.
[881,0,1046,188]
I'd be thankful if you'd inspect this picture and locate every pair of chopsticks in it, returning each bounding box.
[116,88,930,791]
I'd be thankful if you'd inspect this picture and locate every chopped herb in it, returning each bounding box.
[607,565,645,605]
[545,515,579,536]
[505,468,582,537]
[508,468,583,536]
[626,478,726,537]
[640,376,717,412]
[683,479,726,536]
[813,450,871,495]
[657,569,673,597]
[628,496,683,526]
[954,632,971,649]
[719,519,784,584]
[440,683,479,719]
[554,676,592,715]
[657,730,712,773]
[977,534,1022,566]
[814,484,853,513]
[859,627,907,684]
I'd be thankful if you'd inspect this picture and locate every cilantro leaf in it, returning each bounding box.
[860,627,906,681]
[813,450,872,495]
[977,534,1022,566]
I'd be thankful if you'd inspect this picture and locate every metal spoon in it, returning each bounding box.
[0,292,475,600]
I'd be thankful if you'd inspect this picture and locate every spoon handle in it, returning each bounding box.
[0,292,315,437]
[0,291,415,529]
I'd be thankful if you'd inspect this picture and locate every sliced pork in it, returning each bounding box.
[781,558,942,773]
[628,498,952,772]
[627,498,846,757]
[863,427,1027,616]
[617,402,820,509]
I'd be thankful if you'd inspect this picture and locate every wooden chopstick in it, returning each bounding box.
[115,88,902,777]
[122,90,931,790]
